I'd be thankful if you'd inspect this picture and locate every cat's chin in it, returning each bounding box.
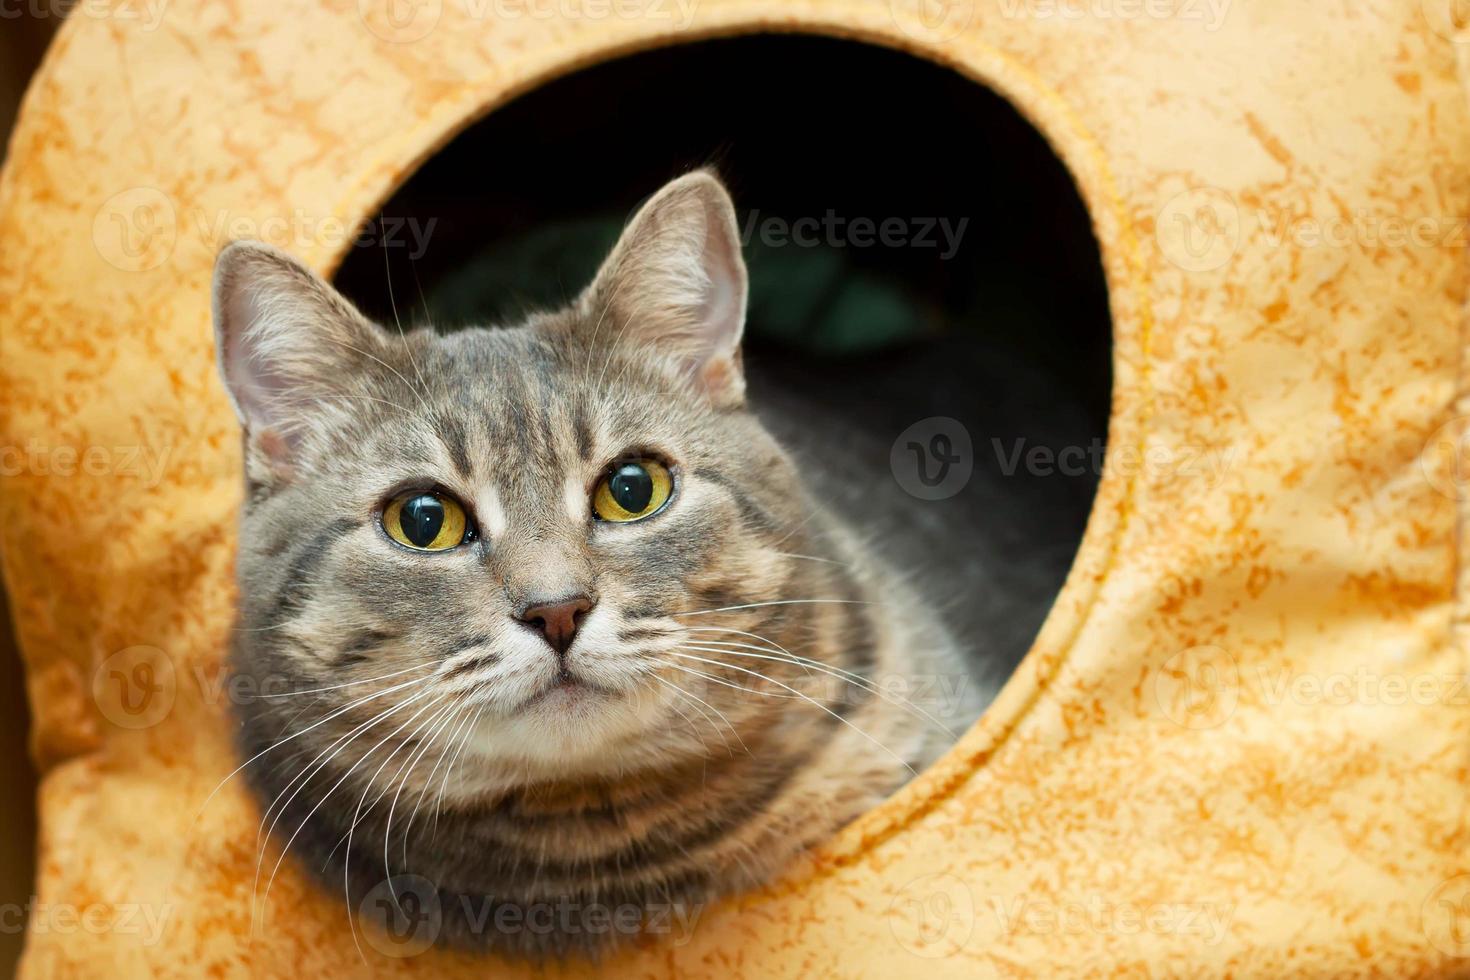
[510,674,618,714]
[455,676,680,781]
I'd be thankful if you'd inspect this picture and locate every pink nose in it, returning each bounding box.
[515,595,594,655]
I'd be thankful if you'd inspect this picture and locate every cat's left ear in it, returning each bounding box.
[212,240,391,485]
[580,170,748,406]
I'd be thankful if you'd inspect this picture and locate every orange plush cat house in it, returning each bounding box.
[1,1,1467,975]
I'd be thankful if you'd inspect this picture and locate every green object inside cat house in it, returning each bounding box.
[329,33,1117,684]
[428,212,931,355]
[335,36,1112,426]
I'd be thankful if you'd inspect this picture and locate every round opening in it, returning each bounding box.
[333,33,1112,721]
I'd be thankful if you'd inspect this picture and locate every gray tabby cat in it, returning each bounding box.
[215,171,986,958]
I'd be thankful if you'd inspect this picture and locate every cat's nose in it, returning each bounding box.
[515,594,595,656]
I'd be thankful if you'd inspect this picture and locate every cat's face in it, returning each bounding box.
[218,173,822,787]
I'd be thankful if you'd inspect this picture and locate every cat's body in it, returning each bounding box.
[218,172,984,958]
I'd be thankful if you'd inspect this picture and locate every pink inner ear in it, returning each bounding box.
[225,307,303,465]
[218,265,291,429]
[215,251,320,462]
[223,305,273,425]
[254,427,297,475]
[696,225,745,360]
[696,354,743,402]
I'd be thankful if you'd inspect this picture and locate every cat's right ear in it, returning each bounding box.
[213,240,384,482]
[577,170,749,407]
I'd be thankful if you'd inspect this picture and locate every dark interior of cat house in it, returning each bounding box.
[333,34,1113,692]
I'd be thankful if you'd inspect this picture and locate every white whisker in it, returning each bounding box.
[648,673,727,756]
[262,692,450,918]
[250,686,437,930]
[191,671,435,830]
[669,651,917,777]
[683,636,957,738]
[345,698,460,960]
[772,551,847,566]
[248,660,437,699]
[651,671,750,755]
[674,598,872,617]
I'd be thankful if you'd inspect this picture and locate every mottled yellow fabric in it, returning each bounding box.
[1,1,1468,975]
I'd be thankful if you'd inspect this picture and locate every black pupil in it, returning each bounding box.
[399,494,445,547]
[609,464,654,514]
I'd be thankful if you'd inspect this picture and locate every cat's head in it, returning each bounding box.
[216,172,830,786]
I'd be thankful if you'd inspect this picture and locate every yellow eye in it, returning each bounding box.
[382,491,470,551]
[593,459,673,523]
